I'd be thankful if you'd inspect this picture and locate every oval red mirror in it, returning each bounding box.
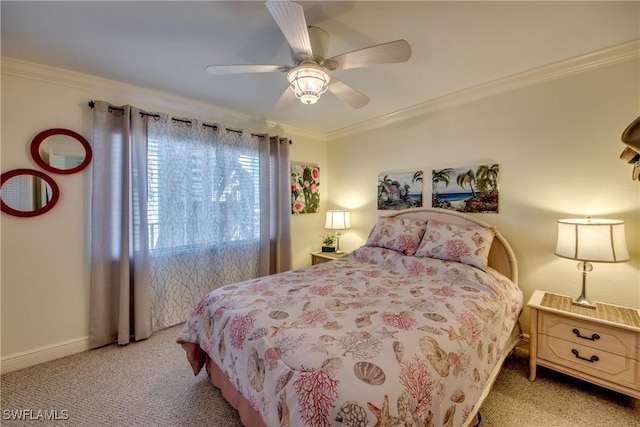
[30,128,92,175]
[0,169,60,217]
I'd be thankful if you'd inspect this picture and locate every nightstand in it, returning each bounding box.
[310,251,346,265]
[528,290,640,399]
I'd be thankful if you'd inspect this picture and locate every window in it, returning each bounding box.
[146,123,260,252]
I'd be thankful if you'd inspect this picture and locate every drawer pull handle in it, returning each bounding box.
[572,328,600,341]
[571,349,599,363]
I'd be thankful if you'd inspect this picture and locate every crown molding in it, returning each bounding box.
[3,40,637,143]
[328,39,640,140]
[0,57,327,142]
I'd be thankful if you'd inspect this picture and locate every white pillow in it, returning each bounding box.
[414,220,495,271]
[365,216,427,256]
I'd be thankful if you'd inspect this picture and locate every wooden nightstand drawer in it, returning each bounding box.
[539,335,638,388]
[540,311,636,358]
[310,251,346,265]
[528,291,640,399]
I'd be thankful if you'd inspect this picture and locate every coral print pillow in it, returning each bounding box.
[365,216,427,255]
[415,220,495,271]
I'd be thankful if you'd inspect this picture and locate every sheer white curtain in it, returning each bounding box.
[89,101,151,348]
[148,116,285,330]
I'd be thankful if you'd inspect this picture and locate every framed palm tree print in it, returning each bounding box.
[432,164,499,213]
[377,170,423,210]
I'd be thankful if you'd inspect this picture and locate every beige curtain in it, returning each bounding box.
[89,101,151,348]
[259,136,292,275]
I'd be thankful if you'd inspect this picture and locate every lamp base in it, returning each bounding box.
[572,261,596,309]
[571,295,596,309]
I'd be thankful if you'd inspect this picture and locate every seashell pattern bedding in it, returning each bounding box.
[178,243,523,427]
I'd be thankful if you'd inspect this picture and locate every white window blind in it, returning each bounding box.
[146,122,260,252]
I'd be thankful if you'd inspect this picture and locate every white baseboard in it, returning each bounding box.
[517,333,530,348]
[1,337,90,374]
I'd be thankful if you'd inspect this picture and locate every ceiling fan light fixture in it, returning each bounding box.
[287,64,330,105]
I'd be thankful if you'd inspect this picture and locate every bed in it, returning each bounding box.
[178,207,523,427]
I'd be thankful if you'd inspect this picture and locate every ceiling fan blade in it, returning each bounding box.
[265,0,313,59]
[205,64,289,75]
[275,86,297,110]
[328,78,370,109]
[324,39,412,71]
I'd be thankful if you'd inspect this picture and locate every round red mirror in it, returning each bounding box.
[30,128,92,175]
[1,169,60,217]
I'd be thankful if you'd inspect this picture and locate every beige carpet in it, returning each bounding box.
[1,325,638,426]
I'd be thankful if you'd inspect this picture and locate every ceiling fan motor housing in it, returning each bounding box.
[307,26,330,63]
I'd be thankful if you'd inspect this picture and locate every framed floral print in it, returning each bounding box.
[291,163,320,214]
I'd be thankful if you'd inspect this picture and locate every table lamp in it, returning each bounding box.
[325,210,351,253]
[555,218,629,308]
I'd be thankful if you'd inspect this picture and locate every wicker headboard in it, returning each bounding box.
[384,207,518,284]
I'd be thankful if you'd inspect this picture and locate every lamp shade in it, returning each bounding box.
[325,210,351,230]
[555,218,630,263]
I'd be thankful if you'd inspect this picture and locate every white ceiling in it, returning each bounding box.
[2,1,639,134]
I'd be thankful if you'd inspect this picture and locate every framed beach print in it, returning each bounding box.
[431,164,499,213]
[377,170,423,210]
[291,163,320,214]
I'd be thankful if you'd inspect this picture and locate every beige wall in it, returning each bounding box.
[0,61,326,368]
[1,73,92,362]
[289,141,330,269]
[327,60,640,335]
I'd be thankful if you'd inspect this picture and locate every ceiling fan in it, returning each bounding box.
[205,0,412,109]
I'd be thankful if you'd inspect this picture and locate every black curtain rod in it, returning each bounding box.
[88,101,160,120]
[270,136,293,145]
[250,134,292,144]
[88,101,289,142]
[171,117,191,126]
[88,101,214,126]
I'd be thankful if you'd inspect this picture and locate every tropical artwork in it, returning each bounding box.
[377,170,423,210]
[291,163,320,214]
[432,164,499,213]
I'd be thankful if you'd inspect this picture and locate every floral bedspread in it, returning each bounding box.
[177,246,523,427]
